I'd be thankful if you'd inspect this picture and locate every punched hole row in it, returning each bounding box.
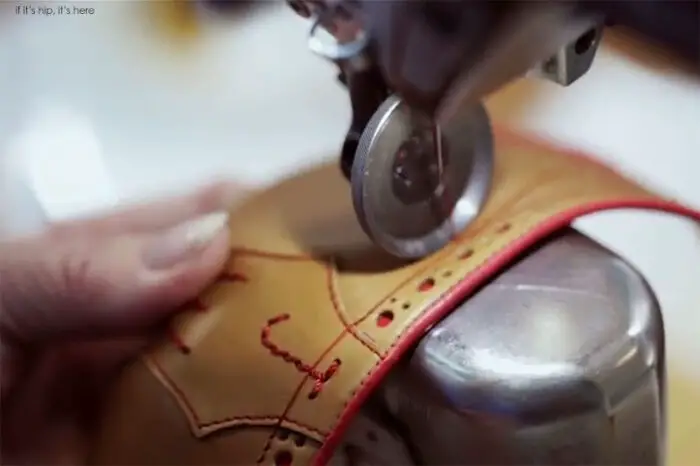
[275,429,306,446]
[273,429,307,466]
[374,222,511,328]
[272,428,380,466]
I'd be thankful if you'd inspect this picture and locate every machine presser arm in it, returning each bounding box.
[290,0,698,120]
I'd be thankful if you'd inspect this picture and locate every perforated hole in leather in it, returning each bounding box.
[497,222,512,233]
[274,450,292,466]
[376,310,394,327]
[294,435,306,447]
[418,277,435,291]
[458,248,474,260]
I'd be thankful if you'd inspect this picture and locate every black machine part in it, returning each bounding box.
[580,0,700,64]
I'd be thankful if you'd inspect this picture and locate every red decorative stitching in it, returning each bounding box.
[168,297,210,353]
[257,331,347,465]
[168,270,249,354]
[168,327,191,354]
[261,314,341,399]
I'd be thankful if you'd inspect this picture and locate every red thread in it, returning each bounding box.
[169,298,208,353]
[257,330,347,464]
[168,328,191,354]
[168,271,249,353]
[261,314,341,398]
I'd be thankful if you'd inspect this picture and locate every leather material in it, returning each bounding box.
[89,128,700,466]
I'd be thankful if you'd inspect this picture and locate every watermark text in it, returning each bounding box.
[15,3,96,16]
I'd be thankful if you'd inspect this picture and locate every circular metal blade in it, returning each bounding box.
[351,95,494,259]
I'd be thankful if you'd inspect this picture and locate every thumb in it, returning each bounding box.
[0,211,231,343]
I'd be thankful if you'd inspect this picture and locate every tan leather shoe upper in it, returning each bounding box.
[89,128,700,466]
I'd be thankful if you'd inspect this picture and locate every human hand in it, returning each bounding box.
[0,181,244,465]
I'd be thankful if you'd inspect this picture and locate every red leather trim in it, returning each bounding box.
[312,128,700,465]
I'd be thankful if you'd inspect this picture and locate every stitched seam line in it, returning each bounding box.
[148,354,331,436]
[327,262,382,357]
[261,313,341,398]
[256,261,351,463]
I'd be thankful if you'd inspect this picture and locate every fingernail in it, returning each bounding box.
[143,211,229,269]
[221,181,253,209]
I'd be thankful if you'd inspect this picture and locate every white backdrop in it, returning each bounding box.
[0,2,698,375]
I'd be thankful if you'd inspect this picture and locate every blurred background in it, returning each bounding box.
[0,1,697,457]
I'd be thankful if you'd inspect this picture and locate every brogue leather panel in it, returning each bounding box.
[89,128,700,466]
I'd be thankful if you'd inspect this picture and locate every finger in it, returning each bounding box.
[1,336,151,464]
[0,211,231,343]
[47,179,247,237]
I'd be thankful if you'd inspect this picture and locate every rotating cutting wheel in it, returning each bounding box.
[350,95,495,259]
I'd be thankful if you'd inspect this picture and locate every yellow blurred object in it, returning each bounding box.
[668,371,700,466]
[145,1,202,46]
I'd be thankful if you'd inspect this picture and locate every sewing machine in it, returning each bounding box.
[87,2,698,465]
[281,1,698,464]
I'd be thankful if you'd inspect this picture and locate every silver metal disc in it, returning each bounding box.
[351,95,494,259]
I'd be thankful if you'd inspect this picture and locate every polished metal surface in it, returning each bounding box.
[530,24,604,86]
[335,230,664,465]
[306,2,368,64]
[351,95,493,259]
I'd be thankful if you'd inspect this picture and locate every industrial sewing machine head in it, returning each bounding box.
[286,0,604,258]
